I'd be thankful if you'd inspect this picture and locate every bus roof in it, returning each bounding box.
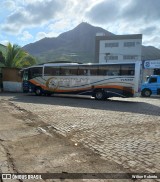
[21,61,140,70]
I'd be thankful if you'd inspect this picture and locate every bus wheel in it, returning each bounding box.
[35,87,42,96]
[95,90,105,100]
[141,89,151,97]
[45,93,52,96]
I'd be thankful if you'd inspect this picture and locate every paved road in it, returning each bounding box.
[0,93,160,179]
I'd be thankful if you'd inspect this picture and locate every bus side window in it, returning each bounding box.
[55,68,60,75]
[89,66,98,76]
[98,66,108,75]
[70,68,78,75]
[44,67,60,76]
[60,67,78,76]
[107,65,120,76]
[130,70,134,75]
[84,70,89,76]
[120,64,135,76]
[78,67,89,76]
[65,70,70,76]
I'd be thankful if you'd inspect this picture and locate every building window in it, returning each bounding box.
[124,42,135,47]
[123,55,137,60]
[105,42,119,47]
[105,55,118,60]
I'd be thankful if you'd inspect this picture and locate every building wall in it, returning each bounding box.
[2,67,22,82]
[142,69,153,81]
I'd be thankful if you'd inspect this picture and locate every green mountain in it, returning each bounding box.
[23,22,160,64]
[23,22,114,63]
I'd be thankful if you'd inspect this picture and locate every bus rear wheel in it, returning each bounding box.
[95,90,105,100]
[35,87,42,96]
[141,89,151,97]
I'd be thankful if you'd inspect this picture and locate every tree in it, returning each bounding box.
[0,51,5,65]
[1,43,36,68]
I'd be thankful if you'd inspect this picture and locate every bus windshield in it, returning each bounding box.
[146,76,150,82]
[23,67,43,81]
[29,67,43,79]
[23,69,29,81]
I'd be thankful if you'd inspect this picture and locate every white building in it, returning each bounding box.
[95,34,142,63]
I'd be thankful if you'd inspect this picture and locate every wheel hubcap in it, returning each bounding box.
[96,92,103,99]
[36,89,41,94]
[145,91,150,96]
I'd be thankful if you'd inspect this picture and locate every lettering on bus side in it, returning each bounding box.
[46,77,90,89]
[58,78,89,82]
[121,78,133,82]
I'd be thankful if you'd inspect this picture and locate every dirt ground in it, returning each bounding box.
[0,99,134,182]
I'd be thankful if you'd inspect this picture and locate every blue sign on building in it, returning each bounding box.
[144,60,160,69]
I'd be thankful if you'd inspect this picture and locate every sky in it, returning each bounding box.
[0,0,160,49]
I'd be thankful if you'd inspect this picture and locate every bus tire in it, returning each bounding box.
[45,93,52,96]
[35,87,42,96]
[141,89,151,97]
[95,90,105,100]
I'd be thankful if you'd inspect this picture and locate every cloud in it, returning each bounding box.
[3,0,16,10]
[143,35,160,49]
[37,19,76,39]
[85,0,128,24]
[85,0,160,49]
[35,32,47,41]
[0,40,10,46]
[2,0,65,34]
[86,0,160,24]
[48,19,75,34]
[122,0,160,23]
[19,31,33,41]
[140,26,157,35]
[1,24,19,34]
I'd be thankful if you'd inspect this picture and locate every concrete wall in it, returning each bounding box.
[142,69,153,82]
[3,81,22,92]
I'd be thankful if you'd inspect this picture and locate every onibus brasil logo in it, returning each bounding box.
[144,61,150,68]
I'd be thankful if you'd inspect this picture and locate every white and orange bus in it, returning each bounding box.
[22,62,141,100]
